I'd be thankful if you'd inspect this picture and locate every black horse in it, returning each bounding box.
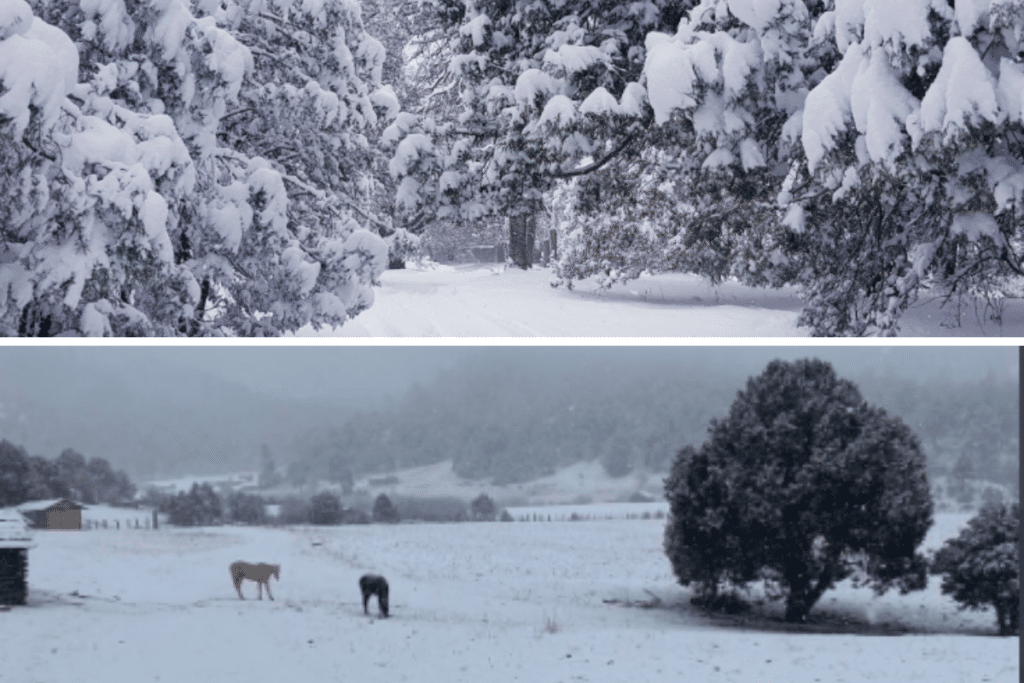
[359,574,389,617]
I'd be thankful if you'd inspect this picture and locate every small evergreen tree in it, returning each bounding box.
[227,491,267,525]
[938,502,1019,636]
[470,493,497,521]
[168,484,223,526]
[373,493,400,524]
[310,491,343,525]
[664,359,933,623]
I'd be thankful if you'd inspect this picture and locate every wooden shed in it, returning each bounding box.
[17,498,84,530]
[0,508,33,605]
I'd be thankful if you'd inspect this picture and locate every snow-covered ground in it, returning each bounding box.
[347,460,665,506]
[5,514,1016,683]
[309,263,1024,337]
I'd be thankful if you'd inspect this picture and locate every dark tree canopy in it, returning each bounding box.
[938,502,1019,636]
[227,491,268,526]
[470,493,497,521]
[373,493,401,524]
[0,442,132,507]
[664,358,933,623]
[168,484,223,527]
[310,491,343,525]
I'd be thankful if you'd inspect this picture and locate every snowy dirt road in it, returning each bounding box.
[311,263,1024,337]
[3,518,1017,683]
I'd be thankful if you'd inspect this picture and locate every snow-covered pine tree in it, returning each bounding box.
[0,0,198,335]
[795,0,1024,334]
[386,0,686,268]
[194,0,398,330]
[3,0,394,335]
[630,0,1024,335]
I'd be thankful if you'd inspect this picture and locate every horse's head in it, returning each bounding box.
[271,564,281,581]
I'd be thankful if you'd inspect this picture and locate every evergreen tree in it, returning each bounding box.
[388,0,688,267]
[664,358,933,622]
[372,493,400,523]
[2,0,394,335]
[938,502,1019,636]
[559,0,1024,335]
[227,491,267,525]
[470,493,496,521]
[0,441,34,507]
[168,483,223,526]
[310,491,343,525]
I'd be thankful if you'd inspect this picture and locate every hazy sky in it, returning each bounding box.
[0,345,1015,404]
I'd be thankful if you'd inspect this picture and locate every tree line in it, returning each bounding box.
[0,442,135,507]
[141,486,509,526]
[290,357,1017,495]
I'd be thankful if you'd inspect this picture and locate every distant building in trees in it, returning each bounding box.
[17,499,83,530]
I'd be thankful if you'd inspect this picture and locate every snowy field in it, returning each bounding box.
[313,263,1024,337]
[4,514,1016,683]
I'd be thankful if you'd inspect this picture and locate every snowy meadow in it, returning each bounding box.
[4,514,1017,683]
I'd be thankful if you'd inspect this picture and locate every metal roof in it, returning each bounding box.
[16,498,84,513]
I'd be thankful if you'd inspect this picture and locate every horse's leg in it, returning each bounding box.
[257,580,263,600]
[362,592,369,614]
[266,581,274,601]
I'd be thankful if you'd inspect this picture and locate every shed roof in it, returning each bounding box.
[0,508,32,548]
[16,498,84,513]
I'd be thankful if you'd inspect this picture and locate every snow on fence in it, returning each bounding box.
[506,501,668,522]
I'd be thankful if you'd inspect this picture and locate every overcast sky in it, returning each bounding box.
[0,345,1014,479]
[0,345,1015,405]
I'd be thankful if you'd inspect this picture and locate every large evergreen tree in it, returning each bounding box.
[563,0,1024,335]
[386,0,688,267]
[663,358,933,622]
[2,0,394,335]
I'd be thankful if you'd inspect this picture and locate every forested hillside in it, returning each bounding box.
[293,356,1018,494]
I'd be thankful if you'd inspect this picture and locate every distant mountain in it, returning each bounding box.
[293,350,1018,494]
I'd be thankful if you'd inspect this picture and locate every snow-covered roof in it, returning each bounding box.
[0,508,32,548]
[16,498,83,513]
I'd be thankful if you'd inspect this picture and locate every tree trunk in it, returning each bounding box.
[509,213,536,269]
[785,563,835,623]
